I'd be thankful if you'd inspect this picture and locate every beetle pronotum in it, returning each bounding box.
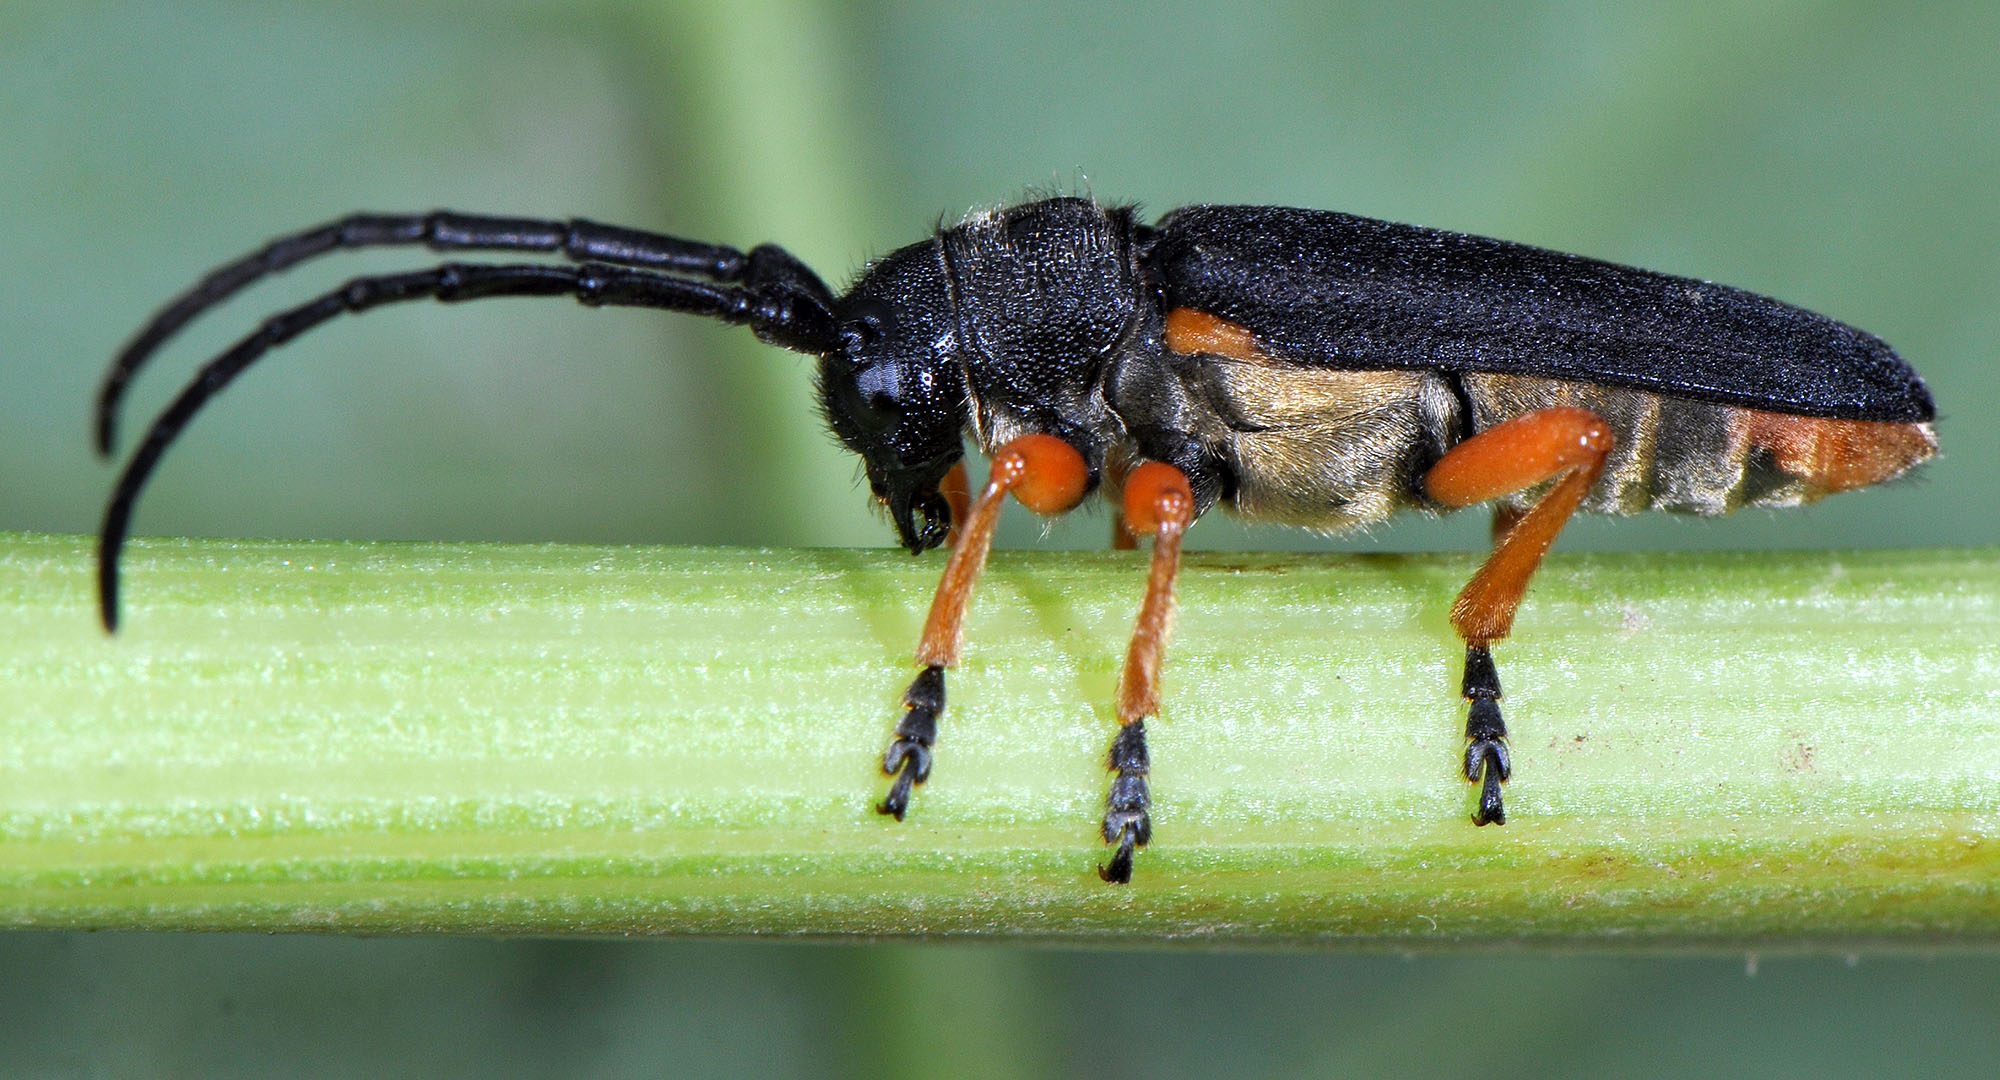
[96,198,1937,883]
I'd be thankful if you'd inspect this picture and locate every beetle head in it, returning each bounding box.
[817,244,968,553]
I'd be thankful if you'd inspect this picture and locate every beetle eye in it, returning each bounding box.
[834,368,902,435]
[859,389,900,427]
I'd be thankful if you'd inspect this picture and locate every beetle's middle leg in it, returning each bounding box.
[1097,461,1195,884]
[1422,407,1612,826]
[876,435,1086,820]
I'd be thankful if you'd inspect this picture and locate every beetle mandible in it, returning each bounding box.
[95,197,1937,883]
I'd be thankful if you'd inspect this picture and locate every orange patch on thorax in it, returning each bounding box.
[1164,308,1268,363]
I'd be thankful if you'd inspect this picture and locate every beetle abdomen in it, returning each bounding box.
[1207,362,1460,531]
[1462,374,1937,516]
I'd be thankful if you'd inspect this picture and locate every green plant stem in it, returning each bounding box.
[0,533,1994,942]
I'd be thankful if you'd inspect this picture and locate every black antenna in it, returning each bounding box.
[94,213,843,631]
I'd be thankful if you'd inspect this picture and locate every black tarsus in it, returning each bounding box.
[95,211,772,456]
[1461,644,1510,826]
[1098,721,1152,884]
[878,665,946,820]
[95,255,837,632]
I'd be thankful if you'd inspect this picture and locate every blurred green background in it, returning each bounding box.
[2,1,1995,1076]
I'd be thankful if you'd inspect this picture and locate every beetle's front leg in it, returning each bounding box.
[1423,407,1612,826]
[876,436,1086,820]
[1098,462,1194,884]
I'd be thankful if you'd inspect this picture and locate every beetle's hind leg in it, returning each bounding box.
[1423,407,1612,826]
[877,438,1086,820]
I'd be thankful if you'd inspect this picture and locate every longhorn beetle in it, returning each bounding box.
[95,197,1937,883]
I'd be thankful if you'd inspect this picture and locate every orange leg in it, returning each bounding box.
[1104,455,1139,550]
[1109,512,1140,551]
[1490,502,1527,544]
[1423,407,1612,825]
[938,461,971,549]
[877,435,1088,820]
[1098,461,1195,884]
